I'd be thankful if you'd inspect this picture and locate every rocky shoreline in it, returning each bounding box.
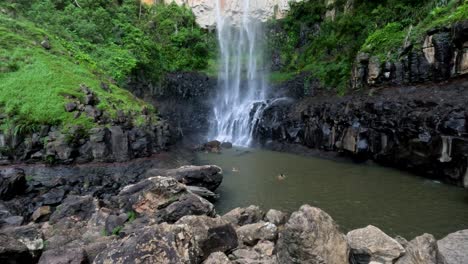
[254,79,468,188]
[1,159,466,264]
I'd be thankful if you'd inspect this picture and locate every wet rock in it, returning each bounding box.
[94,223,197,264]
[221,142,233,149]
[38,247,87,264]
[176,215,238,260]
[236,221,278,246]
[31,206,51,222]
[0,168,27,200]
[276,205,349,264]
[265,209,287,226]
[0,233,32,264]
[395,233,445,264]
[49,195,96,224]
[204,140,222,153]
[203,252,232,264]
[437,229,468,264]
[347,225,405,264]
[222,205,264,227]
[147,165,223,191]
[109,126,129,162]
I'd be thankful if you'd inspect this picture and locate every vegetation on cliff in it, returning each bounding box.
[269,0,468,93]
[0,0,213,134]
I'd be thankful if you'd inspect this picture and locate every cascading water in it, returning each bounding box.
[209,0,269,146]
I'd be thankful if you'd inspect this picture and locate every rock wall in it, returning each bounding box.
[128,72,217,140]
[352,21,468,89]
[254,80,468,188]
[151,0,303,28]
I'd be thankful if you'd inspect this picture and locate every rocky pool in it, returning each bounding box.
[196,147,468,239]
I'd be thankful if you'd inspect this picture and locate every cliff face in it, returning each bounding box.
[154,0,302,28]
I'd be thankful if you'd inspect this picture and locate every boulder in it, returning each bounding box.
[203,252,232,264]
[39,247,88,264]
[0,168,27,200]
[347,225,405,264]
[395,233,445,264]
[176,215,238,260]
[118,176,215,223]
[204,140,222,153]
[49,195,96,224]
[65,102,77,112]
[222,205,264,227]
[31,206,51,222]
[229,247,278,264]
[2,225,44,259]
[94,223,197,264]
[147,165,223,191]
[264,209,287,226]
[276,205,349,264]
[0,233,32,264]
[236,221,278,246]
[40,187,66,205]
[187,185,219,200]
[437,229,468,264]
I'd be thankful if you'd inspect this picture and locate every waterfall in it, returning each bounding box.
[209,0,269,146]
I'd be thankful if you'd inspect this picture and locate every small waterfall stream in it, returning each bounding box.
[209,0,269,146]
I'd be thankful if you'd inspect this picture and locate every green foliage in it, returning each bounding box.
[127,211,137,223]
[361,22,407,61]
[112,226,123,236]
[269,0,467,94]
[2,0,214,84]
[0,15,154,134]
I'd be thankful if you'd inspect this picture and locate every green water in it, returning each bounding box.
[196,147,468,239]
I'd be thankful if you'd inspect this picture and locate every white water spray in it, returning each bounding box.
[209,0,269,146]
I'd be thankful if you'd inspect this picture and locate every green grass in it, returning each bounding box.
[0,15,155,134]
[361,22,408,61]
[270,71,297,84]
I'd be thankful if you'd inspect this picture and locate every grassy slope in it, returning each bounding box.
[0,14,153,134]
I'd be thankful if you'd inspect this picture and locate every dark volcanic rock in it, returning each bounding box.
[0,168,27,200]
[118,176,215,224]
[94,223,197,264]
[222,205,264,227]
[49,195,96,224]
[147,165,223,191]
[0,233,32,264]
[38,247,88,264]
[176,215,238,261]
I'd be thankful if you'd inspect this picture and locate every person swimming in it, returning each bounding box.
[277,173,286,180]
[232,167,239,172]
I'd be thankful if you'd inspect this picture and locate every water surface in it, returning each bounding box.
[196,147,468,239]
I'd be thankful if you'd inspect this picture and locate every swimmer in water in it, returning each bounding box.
[277,173,286,180]
[232,167,239,172]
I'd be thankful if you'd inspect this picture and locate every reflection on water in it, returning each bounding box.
[196,147,468,239]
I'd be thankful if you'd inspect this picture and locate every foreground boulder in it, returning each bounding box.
[203,252,232,264]
[49,195,96,224]
[39,247,88,264]
[176,215,238,261]
[437,229,468,264]
[94,223,197,264]
[147,165,223,191]
[236,221,278,246]
[0,233,32,263]
[347,225,405,264]
[276,205,349,264]
[395,233,445,264]
[117,176,215,224]
[222,205,264,227]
